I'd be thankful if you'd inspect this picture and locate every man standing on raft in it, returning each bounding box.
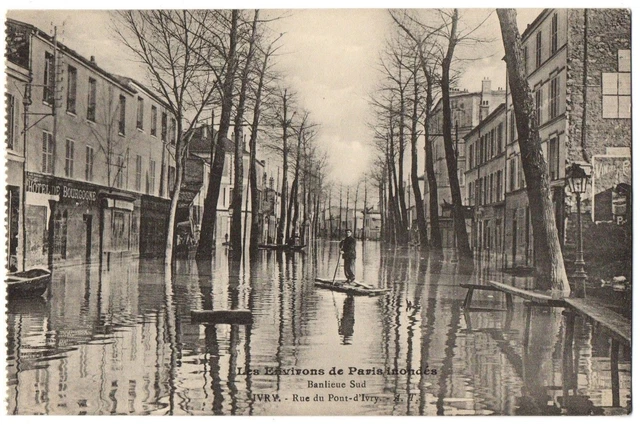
[339,229,357,283]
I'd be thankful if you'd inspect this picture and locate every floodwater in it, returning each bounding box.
[6,240,631,415]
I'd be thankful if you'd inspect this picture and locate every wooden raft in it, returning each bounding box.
[191,310,252,325]
[314,278,389,297]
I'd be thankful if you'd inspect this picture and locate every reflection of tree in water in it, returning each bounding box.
[516,308,563,415]
[338,296,355,345]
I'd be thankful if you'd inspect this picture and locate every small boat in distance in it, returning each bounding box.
[258,243,307,252]
[6,267,51,299]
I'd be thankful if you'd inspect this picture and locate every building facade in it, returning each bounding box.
[5,19,176,269]
[464,103,507,260]
[423,79,506,248]
[184,124,269,248]
[502,8,631,270]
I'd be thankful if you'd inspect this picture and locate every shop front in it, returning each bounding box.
[24,172,141,268]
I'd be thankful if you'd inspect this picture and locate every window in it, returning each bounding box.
[6,94,15,149]
[475,139,480,167]
[135,155,142,191]
[468,182,475,206]
[151,105,157,136]
[136,97,144,130]
[524,46,529,75]
[85,145,94,181]
[548,136,559,180]
[168,166,176,193]
[550,76,560,119]
[535,88,543,124]
[509,110,516,142]
[603,73,631,119]
[490,129,495,158]
[497,123,504,153]
[161,112,167,142]
[42,131,54,174]
[43,52,54,104]
[509,157,517,192]
[65,139,74,178]
[170,118,176,144]
[496,170,503,201]
[118,95,126,135]
[489,173,494,204]
[52,210,68,259]
[468,143,474,170]
[484,177,489,205]
[149,159,156,194]
[87,78,97,122]
[535,31,542,68]
[115,154,125,188]
[66,66,77,113]
[551,13,558,54]
[618,49,631,72]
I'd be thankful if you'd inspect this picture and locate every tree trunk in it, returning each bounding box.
[230,11,259,259]
[249,39,270,256]
[440,9,472,259]
[410,67,428,245]
[277,90,290,246]
[197,10,239,260]
[424,74,442,250]
[497,9,569,295]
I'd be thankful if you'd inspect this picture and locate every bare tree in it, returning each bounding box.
[230,10,260,258]
[497,9,569,295]
[439,9,473,259]
[113,10,222,263]
[196,10,240,260]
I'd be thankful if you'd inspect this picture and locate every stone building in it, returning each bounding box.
[423,79,505,248]
[184,124,268,247]
[503,9,631,271]
[464,103,507,259]
[5,18,176,269]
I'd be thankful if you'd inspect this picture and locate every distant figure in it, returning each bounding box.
[339,229,357,283]
[224,233,229,245]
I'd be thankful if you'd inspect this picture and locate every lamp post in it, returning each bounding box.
[566,163,589,298]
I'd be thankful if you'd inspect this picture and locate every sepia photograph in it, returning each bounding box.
[2,3,633,416]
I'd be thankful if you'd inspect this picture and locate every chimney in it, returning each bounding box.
[90,55,96,65]
[481,77,491,94]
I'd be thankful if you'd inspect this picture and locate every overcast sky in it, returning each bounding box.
[6,5,544,186]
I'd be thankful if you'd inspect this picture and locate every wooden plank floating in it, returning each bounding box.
[314,278,389,297]
[564,298,631,345]
[191,310,252,325]
[488,280,568,307]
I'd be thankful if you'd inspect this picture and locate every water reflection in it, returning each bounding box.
[6,242,631,415]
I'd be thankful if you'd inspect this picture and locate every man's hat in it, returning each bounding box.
[345,229,352,232]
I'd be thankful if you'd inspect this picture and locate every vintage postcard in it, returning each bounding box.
[2,4,633,416]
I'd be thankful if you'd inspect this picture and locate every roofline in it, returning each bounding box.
[113,75,173,111]
[463,102,507,140]
[521,9,552,41]
[431,88,506,113]
[7,18,135,95]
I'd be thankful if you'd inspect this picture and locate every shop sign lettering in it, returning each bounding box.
[26,175,97,203]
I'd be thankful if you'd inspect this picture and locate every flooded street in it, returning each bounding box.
[6,240,631,415]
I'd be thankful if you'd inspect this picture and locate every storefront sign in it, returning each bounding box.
[591,156,631,222]
[26,173,97,203]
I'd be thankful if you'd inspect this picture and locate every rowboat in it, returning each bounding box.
[6,268,51,299]
[258,243,307,252]
[314,278,389,297]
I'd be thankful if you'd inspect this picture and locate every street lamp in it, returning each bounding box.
[566,163,590,298]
